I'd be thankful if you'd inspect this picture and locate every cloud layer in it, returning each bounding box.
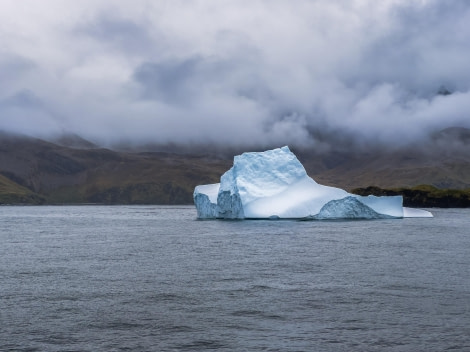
[1,0,469,148]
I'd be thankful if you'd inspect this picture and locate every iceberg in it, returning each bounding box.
[193,146,433,219]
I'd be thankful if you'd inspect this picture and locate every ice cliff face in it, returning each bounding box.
[193,146,433,219]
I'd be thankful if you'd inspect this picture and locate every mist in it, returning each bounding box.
[0,0,469,150]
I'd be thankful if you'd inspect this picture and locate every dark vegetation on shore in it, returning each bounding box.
[351,186,470,208]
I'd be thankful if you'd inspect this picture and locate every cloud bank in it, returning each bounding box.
[0,0,469,148]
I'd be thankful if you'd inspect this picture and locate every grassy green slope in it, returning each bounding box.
[0,174,45,204]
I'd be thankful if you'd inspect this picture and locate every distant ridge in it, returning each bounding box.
[52,133,98,149]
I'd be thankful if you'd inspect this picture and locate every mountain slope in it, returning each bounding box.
[298,127,470,190]
[0,133,231,204]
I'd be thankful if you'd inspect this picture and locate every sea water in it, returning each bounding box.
[0,206,469,351]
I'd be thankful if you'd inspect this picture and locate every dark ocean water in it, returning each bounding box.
[0,206,469,352]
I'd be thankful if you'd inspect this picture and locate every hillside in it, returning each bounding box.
[0,133,231,205]
[298,127,470,190]
[0,128,469,205]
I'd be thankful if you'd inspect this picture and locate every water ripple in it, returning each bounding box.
[0,206,469,351]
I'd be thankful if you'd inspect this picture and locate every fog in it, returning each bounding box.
[0,0,469,149]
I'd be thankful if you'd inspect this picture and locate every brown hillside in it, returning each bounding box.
[1,128,469,204]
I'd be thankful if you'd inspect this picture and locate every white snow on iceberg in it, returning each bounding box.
[193,146,433,219]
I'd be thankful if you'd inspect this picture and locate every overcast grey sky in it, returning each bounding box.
[0,0,469,147]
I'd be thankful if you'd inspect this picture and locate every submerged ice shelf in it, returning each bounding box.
[193,146,433,219]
